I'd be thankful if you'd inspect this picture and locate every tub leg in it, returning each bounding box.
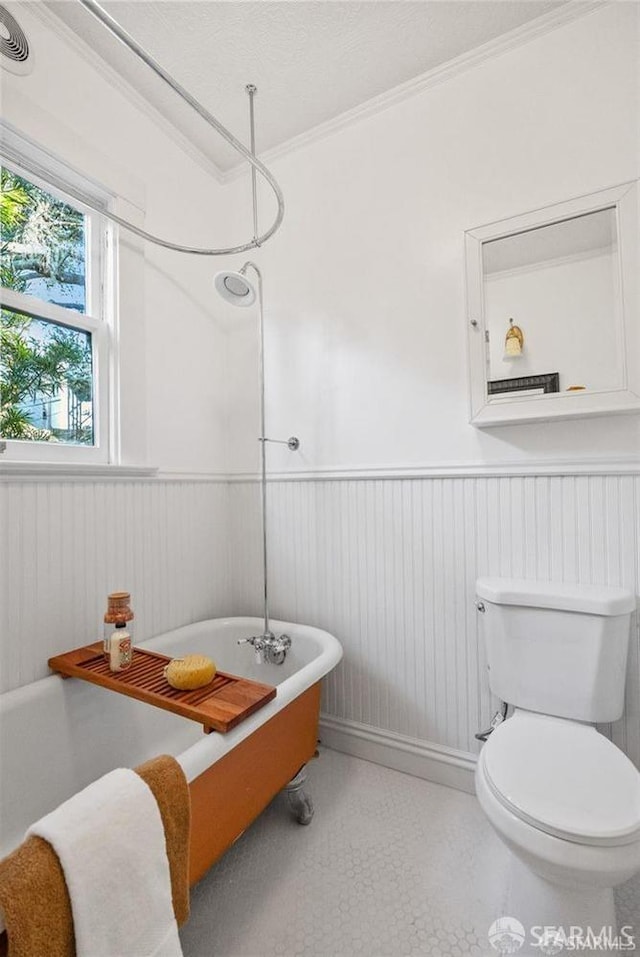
[284,765,314,825]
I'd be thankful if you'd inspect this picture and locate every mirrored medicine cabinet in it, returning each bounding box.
[465,182,639,427]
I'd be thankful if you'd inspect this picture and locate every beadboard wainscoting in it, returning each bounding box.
[0,478,231,693]
[229,473,640,788]
[2,470,639,790]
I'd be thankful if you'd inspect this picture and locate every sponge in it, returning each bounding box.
[164,654,216,690]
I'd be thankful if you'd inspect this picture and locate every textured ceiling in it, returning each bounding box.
[46,0,566,173]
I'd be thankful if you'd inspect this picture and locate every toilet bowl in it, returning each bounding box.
[474,577,640,936]
[476,710,640,928]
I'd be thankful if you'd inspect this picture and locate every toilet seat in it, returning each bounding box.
[481,711,640,848]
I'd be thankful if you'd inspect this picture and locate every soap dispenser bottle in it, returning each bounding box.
[109,621,132,672]
[103,591,134,660]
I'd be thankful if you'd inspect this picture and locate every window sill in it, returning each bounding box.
[0,461,158,481]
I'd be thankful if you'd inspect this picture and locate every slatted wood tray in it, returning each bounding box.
[48,643,277,734]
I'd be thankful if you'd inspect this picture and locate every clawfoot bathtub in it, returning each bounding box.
[0,617,343,889]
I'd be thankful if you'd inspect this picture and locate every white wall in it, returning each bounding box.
[222,3,640,777]
[226,2,640,475]
[1,1,233,473]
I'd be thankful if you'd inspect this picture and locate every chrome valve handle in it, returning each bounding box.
[238,632,291,665]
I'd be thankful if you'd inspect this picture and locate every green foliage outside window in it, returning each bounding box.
[1,309,93,443]
[1,167,94,444]
[1,167,86,308]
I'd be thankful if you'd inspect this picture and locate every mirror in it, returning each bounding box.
[465,183,639,427]
[484,208,621,395]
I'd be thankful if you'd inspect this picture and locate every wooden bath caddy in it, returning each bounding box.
[48,644,277,734]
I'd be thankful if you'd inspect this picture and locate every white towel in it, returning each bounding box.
[28,767,183,957]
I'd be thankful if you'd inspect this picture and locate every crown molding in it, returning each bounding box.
[221,0,607,184]
[26,0,606,187]
[28,1,226,184]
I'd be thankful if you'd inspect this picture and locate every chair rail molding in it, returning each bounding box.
[226,456,640,483]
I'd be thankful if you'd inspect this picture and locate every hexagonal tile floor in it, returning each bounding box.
[180,748,639,956]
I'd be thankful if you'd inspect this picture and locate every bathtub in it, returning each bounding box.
[0,617,342,890]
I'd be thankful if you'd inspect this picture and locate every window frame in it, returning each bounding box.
[0,151,115,465]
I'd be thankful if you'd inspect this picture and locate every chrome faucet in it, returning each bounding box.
[238,632,292,665]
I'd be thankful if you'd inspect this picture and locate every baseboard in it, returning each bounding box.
[319,714,478,795]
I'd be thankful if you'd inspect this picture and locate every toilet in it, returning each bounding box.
[474,577,640,933]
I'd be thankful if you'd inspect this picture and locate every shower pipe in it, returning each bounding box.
[245,261,270,640]
[213,256,302,649]
[67,0,285,255]
[216,260,299,648]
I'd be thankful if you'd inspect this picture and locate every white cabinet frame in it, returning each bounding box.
[465,182,639,428]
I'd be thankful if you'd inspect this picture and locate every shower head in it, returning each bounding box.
[213,268,256,307]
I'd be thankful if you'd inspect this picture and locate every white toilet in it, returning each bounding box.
[475,577,640,934]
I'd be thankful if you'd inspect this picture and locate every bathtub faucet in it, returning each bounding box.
[238,632,292,665]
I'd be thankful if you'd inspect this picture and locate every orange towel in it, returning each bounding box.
[0,755,190,957]
[0,835,74,957]
[135,756,190,928]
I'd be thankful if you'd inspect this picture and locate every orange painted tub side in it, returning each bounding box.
[188,681,321,886]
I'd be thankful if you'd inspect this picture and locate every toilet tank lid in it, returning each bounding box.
[476,578,636,616]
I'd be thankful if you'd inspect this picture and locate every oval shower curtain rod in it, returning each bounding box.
[70,0,285,256]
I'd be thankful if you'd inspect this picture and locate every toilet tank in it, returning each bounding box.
[476,578,636,723]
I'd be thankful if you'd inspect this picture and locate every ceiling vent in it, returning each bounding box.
[0,4,33,75]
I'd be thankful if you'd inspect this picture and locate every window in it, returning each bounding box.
[1,156,112,464]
